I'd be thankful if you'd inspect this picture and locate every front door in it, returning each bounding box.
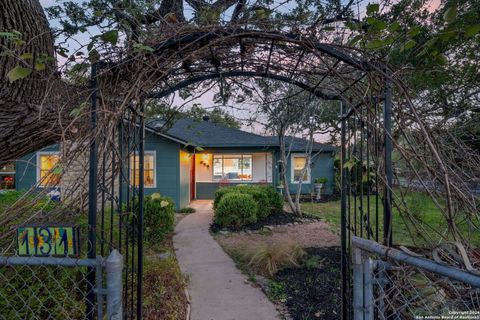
[190,154,195,201]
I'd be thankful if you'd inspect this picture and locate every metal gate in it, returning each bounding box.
[87,63,146,319]
[339,75,393,319]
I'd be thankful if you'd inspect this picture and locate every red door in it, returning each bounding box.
[190,154,195,201]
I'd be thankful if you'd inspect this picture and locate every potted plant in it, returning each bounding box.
[314,177,328,200]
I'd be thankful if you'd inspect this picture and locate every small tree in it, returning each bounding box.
[260,83,337,215]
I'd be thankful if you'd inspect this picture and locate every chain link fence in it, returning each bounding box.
[0,251,122,320]
[352,236,480,320]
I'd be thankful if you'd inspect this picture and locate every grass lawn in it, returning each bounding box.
[300,190,480,247]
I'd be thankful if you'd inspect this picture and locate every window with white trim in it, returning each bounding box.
[291,154,310,183]
[37,152,61,187]
[213,154,252,181]
[0,163,15,190]
[130,152,156,187]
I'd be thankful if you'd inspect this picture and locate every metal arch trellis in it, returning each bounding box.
[88,27,392,320]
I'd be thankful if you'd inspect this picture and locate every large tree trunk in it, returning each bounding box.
[0,0,241,163]
[0,0,77,163]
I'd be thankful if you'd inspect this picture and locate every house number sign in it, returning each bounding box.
[16,226,79,257]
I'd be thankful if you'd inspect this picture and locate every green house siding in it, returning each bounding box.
[274,150,335,195]
[15,145,60,191]
[142,132,181,209]
[13,136,185,209]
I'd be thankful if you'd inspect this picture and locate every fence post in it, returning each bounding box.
[340,100,349,320]
[106,249,123,320]
[363,257,374,320]
[353,247,364,320]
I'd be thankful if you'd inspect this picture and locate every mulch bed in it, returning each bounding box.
[274,247,341,320]
[210,211,320,233]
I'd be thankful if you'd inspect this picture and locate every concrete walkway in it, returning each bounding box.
[173,200,280,320]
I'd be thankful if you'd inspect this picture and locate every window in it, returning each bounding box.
[291,155,310,183]
[38,153,61,187]
[130,152,156,188]
[0,163,15,190]
[213,154,252,181]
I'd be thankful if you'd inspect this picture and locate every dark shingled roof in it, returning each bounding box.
[146,118,336,152]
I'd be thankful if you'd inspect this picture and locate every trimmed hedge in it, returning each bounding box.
[144,193,175,242]
[215,192,258,228]
[256,185,284,214]
[231,185,270,219]
[213,184,283,218]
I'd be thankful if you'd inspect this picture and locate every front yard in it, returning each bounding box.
[301,190,480,247]
[214,223,341,320]
[211,184,341,319]
[211,185,480,319]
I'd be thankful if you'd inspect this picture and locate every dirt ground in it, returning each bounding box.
[215,220,339,251]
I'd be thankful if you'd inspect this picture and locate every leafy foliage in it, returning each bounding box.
[267,280,287,301]
[145,103,241,129]
[256,185,284,214]
[144,193,175,243]
[0,191,57,238]
[7,66,31,82]
[0,265,86,319]
[213,184,282,219]
[214,192,258,228]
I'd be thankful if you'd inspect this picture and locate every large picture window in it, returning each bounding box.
[130,152,156,188]
[291,154,310,183]
[0,163,15,190]
[213,154,252,181]
[38,153,61,187]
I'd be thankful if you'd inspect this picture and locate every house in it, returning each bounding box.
[1,117,336,209]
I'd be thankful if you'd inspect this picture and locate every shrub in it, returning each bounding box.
[215,192,258,228]
[256,185,283,214]
[246,242,305,277]
[214,184,283,218]
[232,185,270,219]
[144,193,175,242]
[0,190,23,206]
[213,186,235,210]
[178,207,196,214]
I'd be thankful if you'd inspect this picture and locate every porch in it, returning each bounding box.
[190,152,274,200]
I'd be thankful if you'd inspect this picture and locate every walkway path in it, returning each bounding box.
[173,200,280,320]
